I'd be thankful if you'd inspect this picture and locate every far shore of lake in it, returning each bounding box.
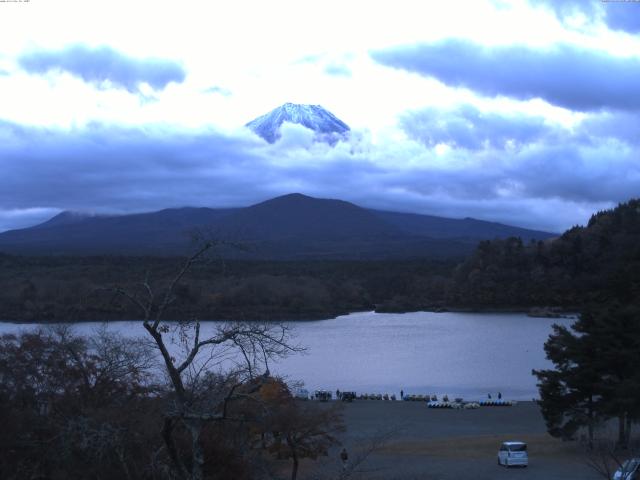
[0,305,579,324]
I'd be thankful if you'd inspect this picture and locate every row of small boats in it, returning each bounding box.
[403,394,463,402]
[479,400,514,407]
[307,391,515,407]
[356,393,397,400]
[427,401,481,409]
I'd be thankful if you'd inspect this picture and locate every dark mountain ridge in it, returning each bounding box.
[372,209,552,241]
[0,193,555,259]
[219,193,396,241]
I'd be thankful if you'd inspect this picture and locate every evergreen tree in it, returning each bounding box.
[534,305,640,448]
[585,306,640,447]
[534,320,601,444]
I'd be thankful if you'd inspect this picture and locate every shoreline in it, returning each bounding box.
[0,305,579,324]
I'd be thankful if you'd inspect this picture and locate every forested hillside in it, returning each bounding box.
[449,199,640,309]
[0,256,454,322]
[2,200,639,322]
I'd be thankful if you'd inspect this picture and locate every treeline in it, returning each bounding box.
[0,255,456,322]
[2,199,640,322]
[449,199,640,310]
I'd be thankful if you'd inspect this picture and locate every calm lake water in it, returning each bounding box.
[0,311,575,400]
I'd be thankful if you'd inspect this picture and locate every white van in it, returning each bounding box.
[294,388,309,400]
[498,441,528,467]
[613,458,640,480]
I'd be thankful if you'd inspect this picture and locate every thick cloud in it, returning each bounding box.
[19,45,185,93]
[577,111,640,146]
[530,0,640,34]
[400,105,553,150]
[372,40,640,111]
[1,109,639,234]
[399,105,640,202]
[605,4,640,34]
[0,121,266,213]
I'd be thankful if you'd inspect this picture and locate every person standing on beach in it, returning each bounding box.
[498,392,502,400]
[400,389,404,400]
[336,389,341,400]
[340,448,348,471]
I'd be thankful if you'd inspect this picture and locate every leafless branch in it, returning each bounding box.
[337,427,403,480]
[585,437,640,479]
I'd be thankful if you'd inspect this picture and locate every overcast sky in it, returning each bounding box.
[1,0,639,233]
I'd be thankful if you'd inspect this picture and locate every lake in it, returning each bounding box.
[0,311,574,400]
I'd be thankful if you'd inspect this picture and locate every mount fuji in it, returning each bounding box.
[0,193,556,258]
[246,103,350,143]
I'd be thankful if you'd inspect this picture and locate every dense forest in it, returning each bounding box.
[449,199,640,310]
[0,255,456,322]
[1,199,640,322]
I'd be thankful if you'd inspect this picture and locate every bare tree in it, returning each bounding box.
[251,379,344,480]
[114,242,303,480]
[584,436,640,479]
[302,426,400,480]
[0,327,160,480]
[336,427,401,480]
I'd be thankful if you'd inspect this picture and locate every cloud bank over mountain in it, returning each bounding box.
[2,0,640,234]
[0,108,634,233]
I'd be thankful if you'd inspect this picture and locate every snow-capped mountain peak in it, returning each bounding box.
[246,103,350,143]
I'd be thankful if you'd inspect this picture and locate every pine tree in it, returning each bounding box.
[534,320,601,445]
[585,306,640,448]
[534,305,640,448]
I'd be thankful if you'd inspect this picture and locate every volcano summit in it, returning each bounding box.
[246,103,350,143]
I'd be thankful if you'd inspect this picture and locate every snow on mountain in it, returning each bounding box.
[246,103,350,144]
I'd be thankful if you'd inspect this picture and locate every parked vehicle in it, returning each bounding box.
[294,388,309,400]
[497,441,528,467]
[313,390,332,401]
[613,458,640,480]
[341,391,356,402]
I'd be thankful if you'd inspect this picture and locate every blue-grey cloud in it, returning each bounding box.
[0,121,265,214]
[0,207,60,233]
[400,104,640,203]
[372,39,640,111]
[575,111,640,146]
[400,105,554,150]
[531,0,598,19]
[605,4,640,34]
[324,63,351,77]
[530,0,640,34]
[19,45,186,93]
[1,110,639,234]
